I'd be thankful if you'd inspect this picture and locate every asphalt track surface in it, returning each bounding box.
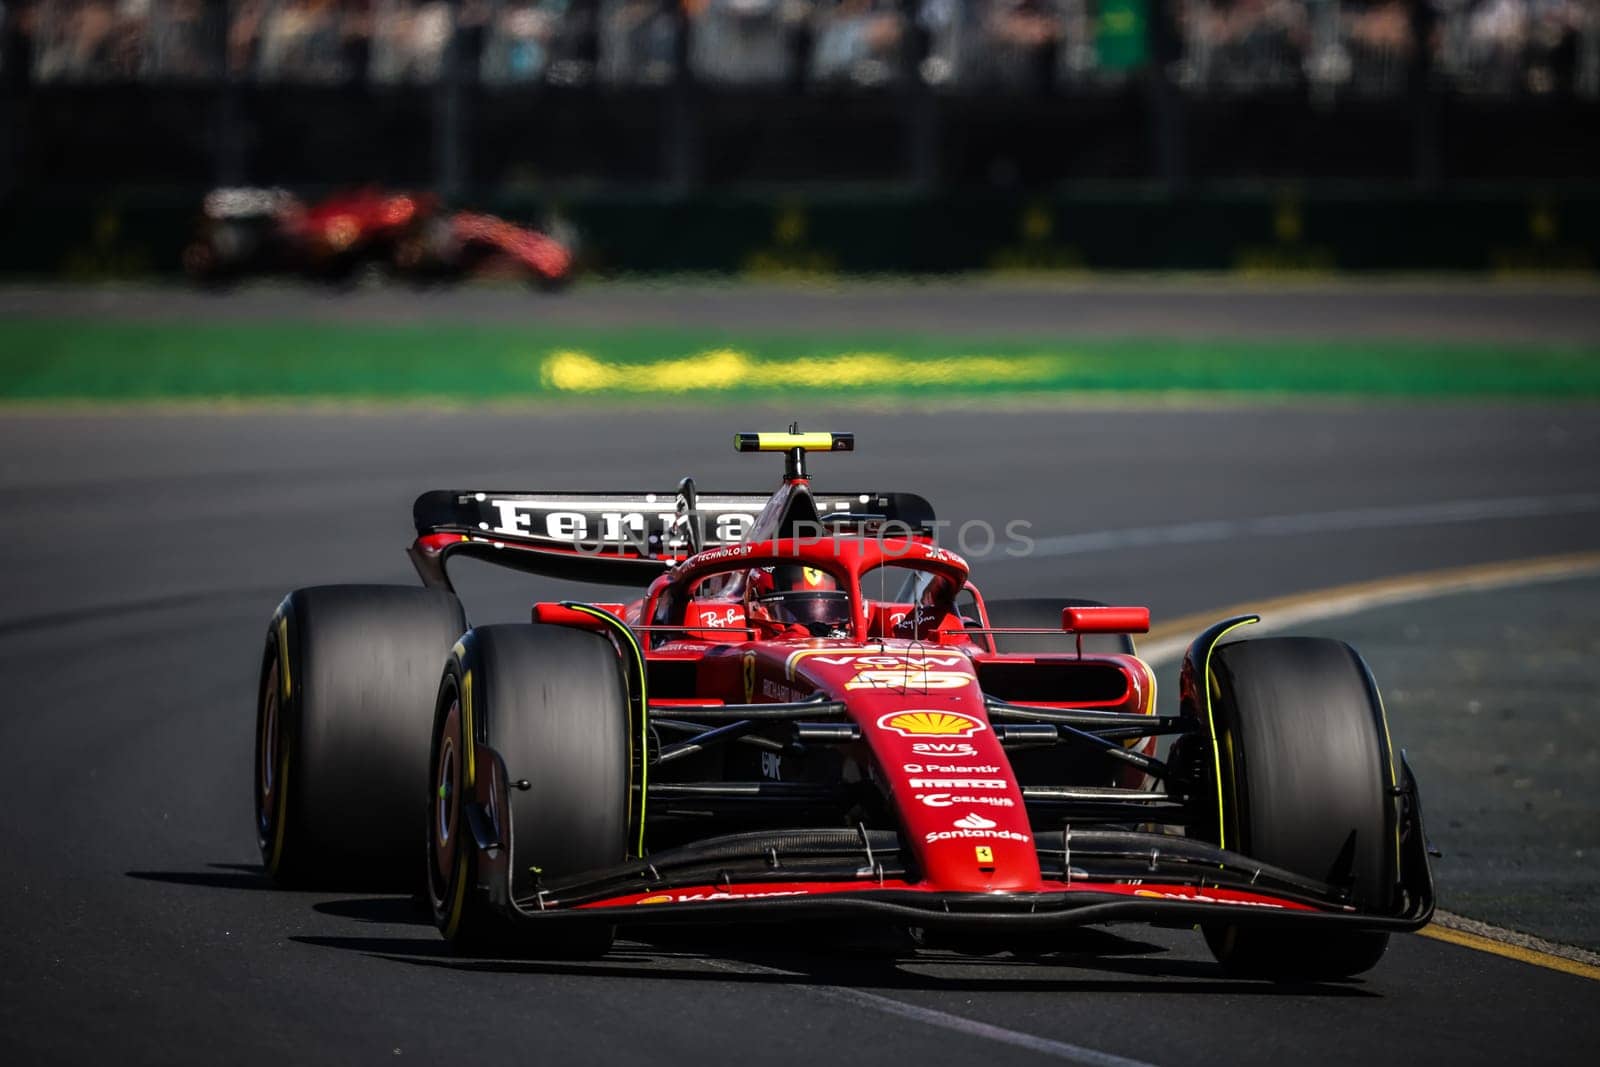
[9,404,1600,1062]
[4,404,1600,1066]
[3,278,1600,341]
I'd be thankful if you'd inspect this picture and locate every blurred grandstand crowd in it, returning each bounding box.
[2,0,1595,97]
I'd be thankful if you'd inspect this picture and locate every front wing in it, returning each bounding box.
[460,731,1434,937]
[474,803,1435,936]
[546,881,1428,934]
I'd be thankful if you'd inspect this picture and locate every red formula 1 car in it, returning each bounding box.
[184,186,573,287]
[254,430,1434,978]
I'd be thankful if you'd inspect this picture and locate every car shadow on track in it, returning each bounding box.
[126,864,280,891]
[139,873,1379,999]
[313,896,433,924]
[126,866,427,895]
[289,921,1379,998]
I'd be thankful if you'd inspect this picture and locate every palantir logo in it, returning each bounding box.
[954,813,996,830]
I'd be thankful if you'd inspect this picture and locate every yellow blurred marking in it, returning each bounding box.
[1418,924,1600,982]
[542,349,1065,393]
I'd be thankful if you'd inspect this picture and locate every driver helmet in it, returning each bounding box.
[750,565,853,635]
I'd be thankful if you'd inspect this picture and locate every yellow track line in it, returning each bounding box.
[1138,549,1600,982]
[1140,549,1600,662]
[1419,924,1600,982]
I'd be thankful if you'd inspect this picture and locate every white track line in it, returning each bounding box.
[702,958,1161,1067]
[1025,492,1600,560]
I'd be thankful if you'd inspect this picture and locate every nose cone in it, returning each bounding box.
[885,725,1042,893]
[791,646,1043,892]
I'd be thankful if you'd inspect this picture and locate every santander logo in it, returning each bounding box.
[925,811,1031,845]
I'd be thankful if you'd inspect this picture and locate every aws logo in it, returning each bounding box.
[912,742,976,756]
[875,710,987,738]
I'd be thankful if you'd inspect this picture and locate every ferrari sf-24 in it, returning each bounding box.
[254,430,1433,978]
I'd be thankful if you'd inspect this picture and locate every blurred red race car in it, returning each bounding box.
[183,186,573,288]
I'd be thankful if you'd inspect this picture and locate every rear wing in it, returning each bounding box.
[409,488,936,589]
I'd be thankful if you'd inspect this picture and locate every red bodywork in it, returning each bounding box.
[401,429,1436,944]
[580,881,1318,911]
[613,536,1149,896]
[283,188,430,260]
[407,462,1399,929]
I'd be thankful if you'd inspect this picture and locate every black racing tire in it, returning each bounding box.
[427,624,630,958]
[1193,637,1399,980]
[255,585,466,888]
[984,597,1136,656]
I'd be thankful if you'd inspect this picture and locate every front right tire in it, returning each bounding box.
[1186,636,1401,979]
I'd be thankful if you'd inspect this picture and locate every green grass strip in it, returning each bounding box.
[2,319,1597,400]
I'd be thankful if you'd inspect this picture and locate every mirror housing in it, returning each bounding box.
[1062,605,1151,634]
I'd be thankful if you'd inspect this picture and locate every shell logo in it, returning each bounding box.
[876,710,987,738]
[638,894,673,905]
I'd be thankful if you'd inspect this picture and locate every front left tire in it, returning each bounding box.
[427,624,631,957]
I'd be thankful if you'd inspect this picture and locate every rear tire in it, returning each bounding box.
[427,624,630,957]
[1189,637,1399,979]
[255,585,466,887]
[984,597,1136,656]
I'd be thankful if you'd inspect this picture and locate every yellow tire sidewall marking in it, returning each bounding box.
[1202,617,1257,852]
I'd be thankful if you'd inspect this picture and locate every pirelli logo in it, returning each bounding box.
[907,778,1007,790]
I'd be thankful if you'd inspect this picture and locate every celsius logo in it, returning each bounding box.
[954,813,996,830]
[916,793,1015,808]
